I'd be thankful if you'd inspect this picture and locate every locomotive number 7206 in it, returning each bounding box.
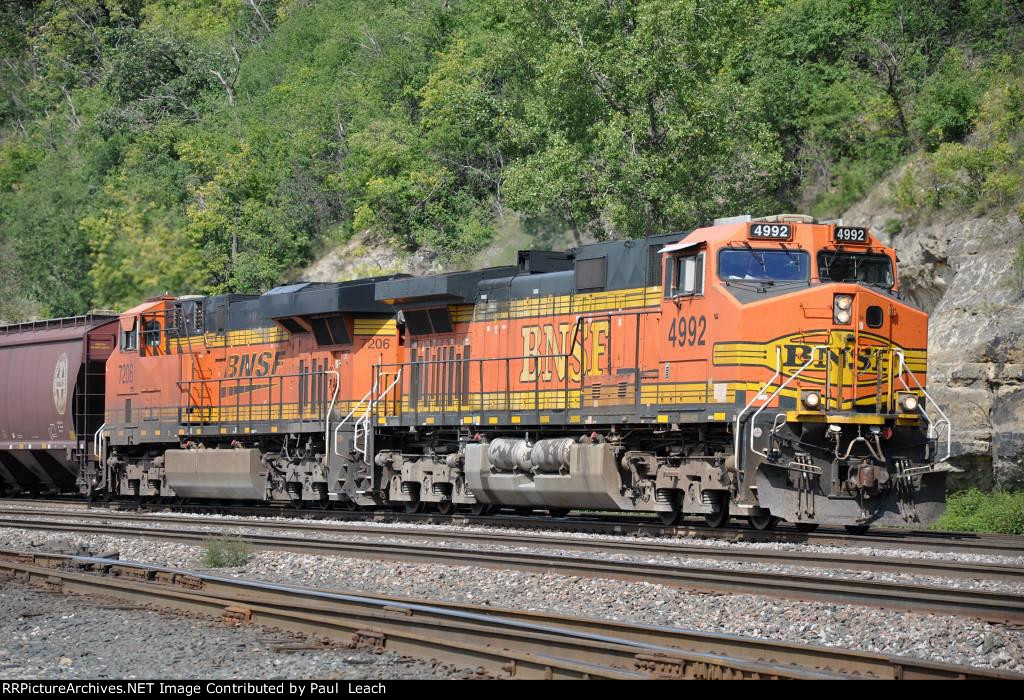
[667,315,707,347]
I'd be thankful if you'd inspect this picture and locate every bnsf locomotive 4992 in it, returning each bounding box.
[0,214,955,532]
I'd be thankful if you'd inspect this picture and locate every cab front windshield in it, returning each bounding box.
[718,249,809,282]
[817,251,894,289]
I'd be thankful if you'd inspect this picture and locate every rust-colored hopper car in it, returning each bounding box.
[0,314,117,495]
[5,214,955,533]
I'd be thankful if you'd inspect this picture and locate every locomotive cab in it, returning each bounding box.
[666,214,953,531]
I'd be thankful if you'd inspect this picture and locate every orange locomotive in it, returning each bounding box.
[88,214,953,531]
[90,278,402,506]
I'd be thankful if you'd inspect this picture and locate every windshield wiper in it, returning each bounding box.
[842,278,894,293]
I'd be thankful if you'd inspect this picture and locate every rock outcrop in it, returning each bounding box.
[845,197,1024,489]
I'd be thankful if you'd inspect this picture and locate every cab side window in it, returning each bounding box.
[120,319,138,352]
[143,320,161,348]
[664,251,705,298]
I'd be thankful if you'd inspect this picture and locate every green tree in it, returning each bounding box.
[182,140,308,293]
[501,0,787,239]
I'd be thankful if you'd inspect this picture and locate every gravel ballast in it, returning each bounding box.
[1,511,1021,594]
[0,527,1021,674]
[2,502,1021,567]
[0,582,476,680]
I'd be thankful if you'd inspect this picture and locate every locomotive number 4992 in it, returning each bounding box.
[668,315,707,347]
[833,226,869,243]
[748,223,792,240]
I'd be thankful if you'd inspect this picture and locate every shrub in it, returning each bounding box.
[933,488,1024,534]
[201,537,251,567]
[913,49,985,151]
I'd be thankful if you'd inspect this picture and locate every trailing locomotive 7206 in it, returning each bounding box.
[44,213,952,533]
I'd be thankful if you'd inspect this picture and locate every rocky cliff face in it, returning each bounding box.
[845,196,1024,489]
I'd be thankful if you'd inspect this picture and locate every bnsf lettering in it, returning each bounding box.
[784,344,880,372]
[520,321,609,382]
[224,351,285,379]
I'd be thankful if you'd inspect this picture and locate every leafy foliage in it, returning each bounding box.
[933,488,1024,535]
[0,0,1021,319]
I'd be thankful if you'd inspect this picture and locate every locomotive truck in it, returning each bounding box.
[0,214,955,532]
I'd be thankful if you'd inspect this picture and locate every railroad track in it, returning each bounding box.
[1,549,1018,680]
[1,514,1023,624]
[2,497,1023,557]
[0,508,1021,584]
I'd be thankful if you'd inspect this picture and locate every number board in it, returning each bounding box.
[748,223,792,240]
[833,226,869,244]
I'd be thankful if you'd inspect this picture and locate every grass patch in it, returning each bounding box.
[932,489,1024,534]
[200,537,251,568]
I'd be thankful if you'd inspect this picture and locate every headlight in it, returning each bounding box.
[834,294,853,324]
[801,390,822,409]
[898,393,919,412]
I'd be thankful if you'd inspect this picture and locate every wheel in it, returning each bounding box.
[547,507,570,518]
[436,500,456,516]
[290,498,305,510]
[749,512,778,531]
[315,497,332,511]
[342,499,360,512]
[657,493,682,526]
[794,523,819,533]
[404,499,424,514]
[844,524,870,535]
[469,502,490,516]
[704,492,731,528]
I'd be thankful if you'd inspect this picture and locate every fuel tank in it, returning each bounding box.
[163,448,266,500]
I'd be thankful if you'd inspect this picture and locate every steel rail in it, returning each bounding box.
[1,517,1022,624]
[0,508,1020,583]
[0,551,827,680]
[2,498,1023,557]
[1,550,1018,680]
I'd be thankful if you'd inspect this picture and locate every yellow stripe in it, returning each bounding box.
[353,318,397,335]
[786,411,888,425]
[473,286,661,321]
[172,326,289,351]
[449,304,475,322]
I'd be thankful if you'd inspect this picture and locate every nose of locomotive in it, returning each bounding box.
[791,285,922,416]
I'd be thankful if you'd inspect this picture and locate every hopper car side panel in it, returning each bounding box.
[0,315,117,494]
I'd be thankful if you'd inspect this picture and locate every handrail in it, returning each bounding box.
[323,370,339,461]
[332,369,403,458]
[354,370,403,459]
[742,345,830,460]
[92,422,107,461]
[733,346,782,464]
[333,384,376,457]
[894,350,952,463]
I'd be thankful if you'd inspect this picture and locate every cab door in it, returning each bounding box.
[656,247,710,412]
